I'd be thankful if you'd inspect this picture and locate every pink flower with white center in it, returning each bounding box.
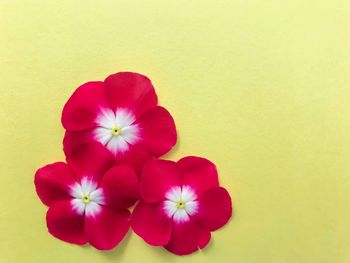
[130,157,232,255]
[34,142,139,250]
[61,72,177,172]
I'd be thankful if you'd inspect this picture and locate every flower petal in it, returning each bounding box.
[67,142,114,182]
[115,144,153,173]
[35,162,76,206]
[104,72,157,117]
[178,156,219,195]
[85,207,130,250]
[64,130,153,173]
[99,165,139,209]
[164,220,211,255]
[63,130,94,159]
[140,159,182,203]
[195,187,232,231]
[130,201,172,246]
[46,200,87,245]
[62,81,108,131]
[137,106,177,157]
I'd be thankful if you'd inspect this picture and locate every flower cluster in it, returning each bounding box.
[34,72,232,255]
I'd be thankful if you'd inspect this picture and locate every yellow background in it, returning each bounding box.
[1,1,350,262]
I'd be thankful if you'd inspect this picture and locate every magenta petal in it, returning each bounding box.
[137,106,177,157]
[104,72,158,117]
[130,201,172,246]
[63,130,94,159]
[178,156,219,195]
[195,187,232,231]
[62,81,108,131]
[115,144,153,173]
[67,142,114,182]
[100,165,139,209]
[46,200,87,245]
[64,130,153,173]
[35,162,76,206]
[140,159,182,203]
[198,229,211,249]
[85,207,130,250]
[165,220,211,255]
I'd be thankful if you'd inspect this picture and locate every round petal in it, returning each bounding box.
[165,220,211,255]
[64,130,153,173]
[46,200,87,245]
[99,165,139,209]
[67,142,114,182]
[104,72,158,117]
[35,162,76,206]
[62,81,108,131]
[140,159,182,203]
[178,156,219,195]
[137,106,177,157]
[195,187,232,231]
[85,207,130,250]
[130,201,172,246]
[63,130,94,159]
[115,144,154,173]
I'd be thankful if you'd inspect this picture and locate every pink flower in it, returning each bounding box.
[62,72,177,171]
[130,157,232,255]
[34,142,139,250]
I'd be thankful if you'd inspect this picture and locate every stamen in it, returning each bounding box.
[176,200,185,209]
[82,195,90,204]
[111,127,121,136]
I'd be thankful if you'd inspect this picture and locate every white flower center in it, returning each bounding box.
[70,177,104,217]
[94,108,140,155]
[163,186,198,223]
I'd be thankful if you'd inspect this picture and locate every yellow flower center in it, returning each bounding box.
[82,195,90,204]
[176,200,185,209]
[111,127,121,136]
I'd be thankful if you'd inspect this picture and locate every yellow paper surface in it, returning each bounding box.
[1,1,350,262]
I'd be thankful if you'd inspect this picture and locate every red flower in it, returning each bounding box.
[34,142,139,250]
[62,72,177,171]
[130,157,232,255]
